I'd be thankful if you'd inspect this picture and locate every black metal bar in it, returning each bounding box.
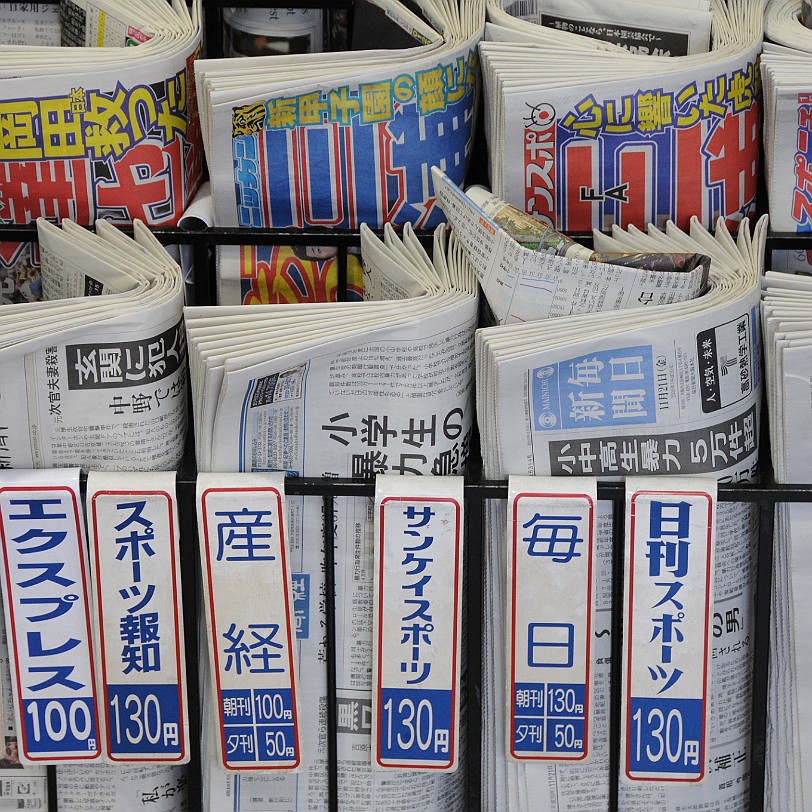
[609,498,625,812]
[465,483,484,811]
[337,246,348,302]
[47,766,57,811]
[749,499,775,812]
[322,495,339,812]
[176,468,203,811]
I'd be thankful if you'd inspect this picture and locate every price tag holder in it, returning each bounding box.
[622,477,716,783]
[87,472,188,762]
[372,475,463,771]
[0,469,102,764]
[507,476,596,762]
[197,473,300,771]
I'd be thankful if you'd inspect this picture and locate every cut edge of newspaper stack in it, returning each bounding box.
[762,0,812,233]
[761,267,812,812]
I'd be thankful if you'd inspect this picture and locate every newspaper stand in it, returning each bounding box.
[0,1,809,809]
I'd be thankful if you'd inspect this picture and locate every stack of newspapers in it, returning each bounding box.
[194,0,484,300]
[0,0,203,305]
[763,0,812,233]
[762,270,812,811]
[479,0,763,232]
[0,218,187,472]
[470,208,766,811]
[187,225,478,811]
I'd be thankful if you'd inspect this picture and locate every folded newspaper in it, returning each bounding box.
[762,270,812,812]
[478,214,766,811]
[195,0,484,233]
[432,168,710,324]
[197,0,483,304]
[187,225,478,810]
[0,217,187,471]
[479,0,763,232]
[0,0,203,305]
[762,0,812,233]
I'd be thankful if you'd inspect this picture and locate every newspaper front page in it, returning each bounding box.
[189,228,478,810]
[0,219,187,471]
[196,0,484,233]
[480,0,764,232]
[0,0,203,305]
[478,215,765,811]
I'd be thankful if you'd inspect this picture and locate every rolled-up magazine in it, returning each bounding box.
[433,167,710,324]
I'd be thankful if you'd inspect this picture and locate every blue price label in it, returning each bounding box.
[628,697,704,778]
[23,697,98,756]
[221,688,297,765]
[378,688,453,763]
[107,684,182,757]
[512,682,586,756]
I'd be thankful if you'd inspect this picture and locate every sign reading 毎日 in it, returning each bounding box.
[507,476,596,762]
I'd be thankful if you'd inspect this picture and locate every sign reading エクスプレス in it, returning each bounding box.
[0,469,101,764]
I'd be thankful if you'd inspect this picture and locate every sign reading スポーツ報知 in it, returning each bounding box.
[86,472,188,763]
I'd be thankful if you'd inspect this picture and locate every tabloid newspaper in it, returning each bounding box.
[0,218,187,471]
[0,0,203,305]
[474,212,766,811]
[479,0,764,233]
[196,0,483,232]
[761,270,812,811]
[195,0,484,300]
[187,225,478,810]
